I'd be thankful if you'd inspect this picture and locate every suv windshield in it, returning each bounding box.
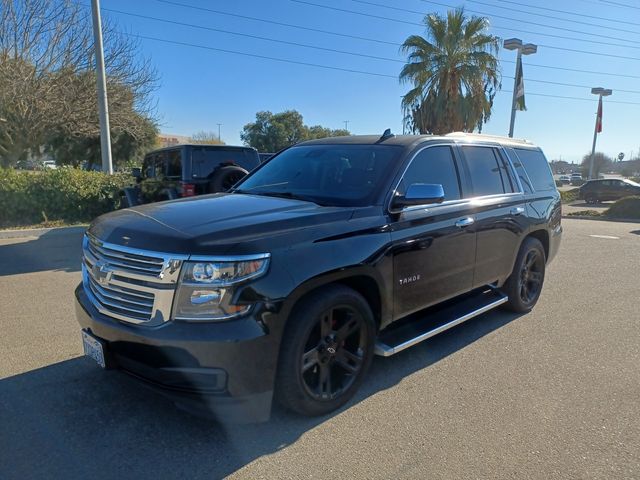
[234,144,402,206]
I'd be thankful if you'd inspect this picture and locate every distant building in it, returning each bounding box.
[157,133,190,148]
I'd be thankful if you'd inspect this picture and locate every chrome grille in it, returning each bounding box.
[86,235,165,276]
[82,234,186,326]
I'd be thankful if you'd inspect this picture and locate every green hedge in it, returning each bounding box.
[606,196,640,220]
[0,168,132,227]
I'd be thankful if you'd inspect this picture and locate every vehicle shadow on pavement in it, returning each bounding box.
[0,309,521,479]
[0,229,84,276]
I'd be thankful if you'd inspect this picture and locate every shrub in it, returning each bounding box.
[605,196,640,220]
[560,188,580,203]
[0,167,132,227]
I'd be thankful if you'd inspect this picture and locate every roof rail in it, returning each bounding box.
[445,132,534,145]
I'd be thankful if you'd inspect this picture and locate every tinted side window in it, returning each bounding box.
[513,148,556,192]
[461,146,509,196]
[166,149,182,177]
[398,146,461,201]
[507,147,532,193]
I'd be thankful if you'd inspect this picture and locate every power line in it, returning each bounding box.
[152,0,398,46]
[484,0,638,25]
[121,32,398,78]
[348,0,640,51]
[101,6,404,64]
[101,5,640,93]
[293,0,640,60]
[145,0,640,79]
[462,0,640,34]
[294,0,639,46]
[416,0,640,44]
[502,59,640,81]
[121,32,640,105]
[599,0,640,10]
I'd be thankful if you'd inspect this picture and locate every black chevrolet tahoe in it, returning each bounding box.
[75,132,562,422]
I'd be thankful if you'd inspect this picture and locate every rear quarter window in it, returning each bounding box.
[513,148,556,192]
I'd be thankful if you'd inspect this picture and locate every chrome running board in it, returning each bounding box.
[375,288,508,357]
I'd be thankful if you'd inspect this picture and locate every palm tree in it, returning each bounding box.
[400,9,500,135]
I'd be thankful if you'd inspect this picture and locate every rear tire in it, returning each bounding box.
[275,285,376,416]
[208,165,249,193]
[501,237,546,313]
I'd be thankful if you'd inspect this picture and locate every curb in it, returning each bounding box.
[562,215,640,223]
[0,225,87,240]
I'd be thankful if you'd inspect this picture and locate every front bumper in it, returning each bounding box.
[74,284,281,422]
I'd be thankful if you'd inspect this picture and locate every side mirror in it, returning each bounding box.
[392,183,445,210]
[131,168,142,182]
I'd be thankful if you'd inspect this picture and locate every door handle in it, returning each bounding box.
[510,207,525,216]
[455,217,475,228]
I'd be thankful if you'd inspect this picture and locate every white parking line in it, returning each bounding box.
[589,235,620,240]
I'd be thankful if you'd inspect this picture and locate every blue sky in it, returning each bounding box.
[100,0,640,163]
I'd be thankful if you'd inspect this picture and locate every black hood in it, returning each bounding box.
[89,193,356,255]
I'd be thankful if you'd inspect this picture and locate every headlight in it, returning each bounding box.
[172,255,270,321]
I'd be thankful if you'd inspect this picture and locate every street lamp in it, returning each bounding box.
[504,38,537,138]
[588,87,613,180]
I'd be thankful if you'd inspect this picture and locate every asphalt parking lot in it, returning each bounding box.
[1,219,639,479]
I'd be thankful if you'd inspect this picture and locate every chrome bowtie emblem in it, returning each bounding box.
[92,261,112,286]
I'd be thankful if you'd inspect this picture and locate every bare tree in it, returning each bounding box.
[0,0,157,166]
[189,131,225,145]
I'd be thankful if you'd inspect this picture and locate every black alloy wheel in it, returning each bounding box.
[518,249,544,305]
[276,285,375,416]
[300,305,366,401]
[502,237,546,312]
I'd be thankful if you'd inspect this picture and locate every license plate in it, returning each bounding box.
[82,331,106,368]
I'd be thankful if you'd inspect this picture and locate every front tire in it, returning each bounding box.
[275,285,376,416]
[501,237,546,313]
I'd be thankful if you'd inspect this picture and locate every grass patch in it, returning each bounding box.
[566,210,602,217]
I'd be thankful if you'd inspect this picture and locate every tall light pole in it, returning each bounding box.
[90,0,113,174]
[588,87,612,180]
[504,38,537,138]
[217,123,222,141]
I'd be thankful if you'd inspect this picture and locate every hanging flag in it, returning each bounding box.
[596,96,603,133]
[515,55,526,111]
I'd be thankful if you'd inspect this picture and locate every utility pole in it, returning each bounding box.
[344,120,349,131]
[588,87,612,180]
[91,0,113,174]
[217,123,222,141]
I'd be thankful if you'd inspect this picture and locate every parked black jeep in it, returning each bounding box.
[578,178,640,204]
[120,144,260,206]
[76,132,561,422]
